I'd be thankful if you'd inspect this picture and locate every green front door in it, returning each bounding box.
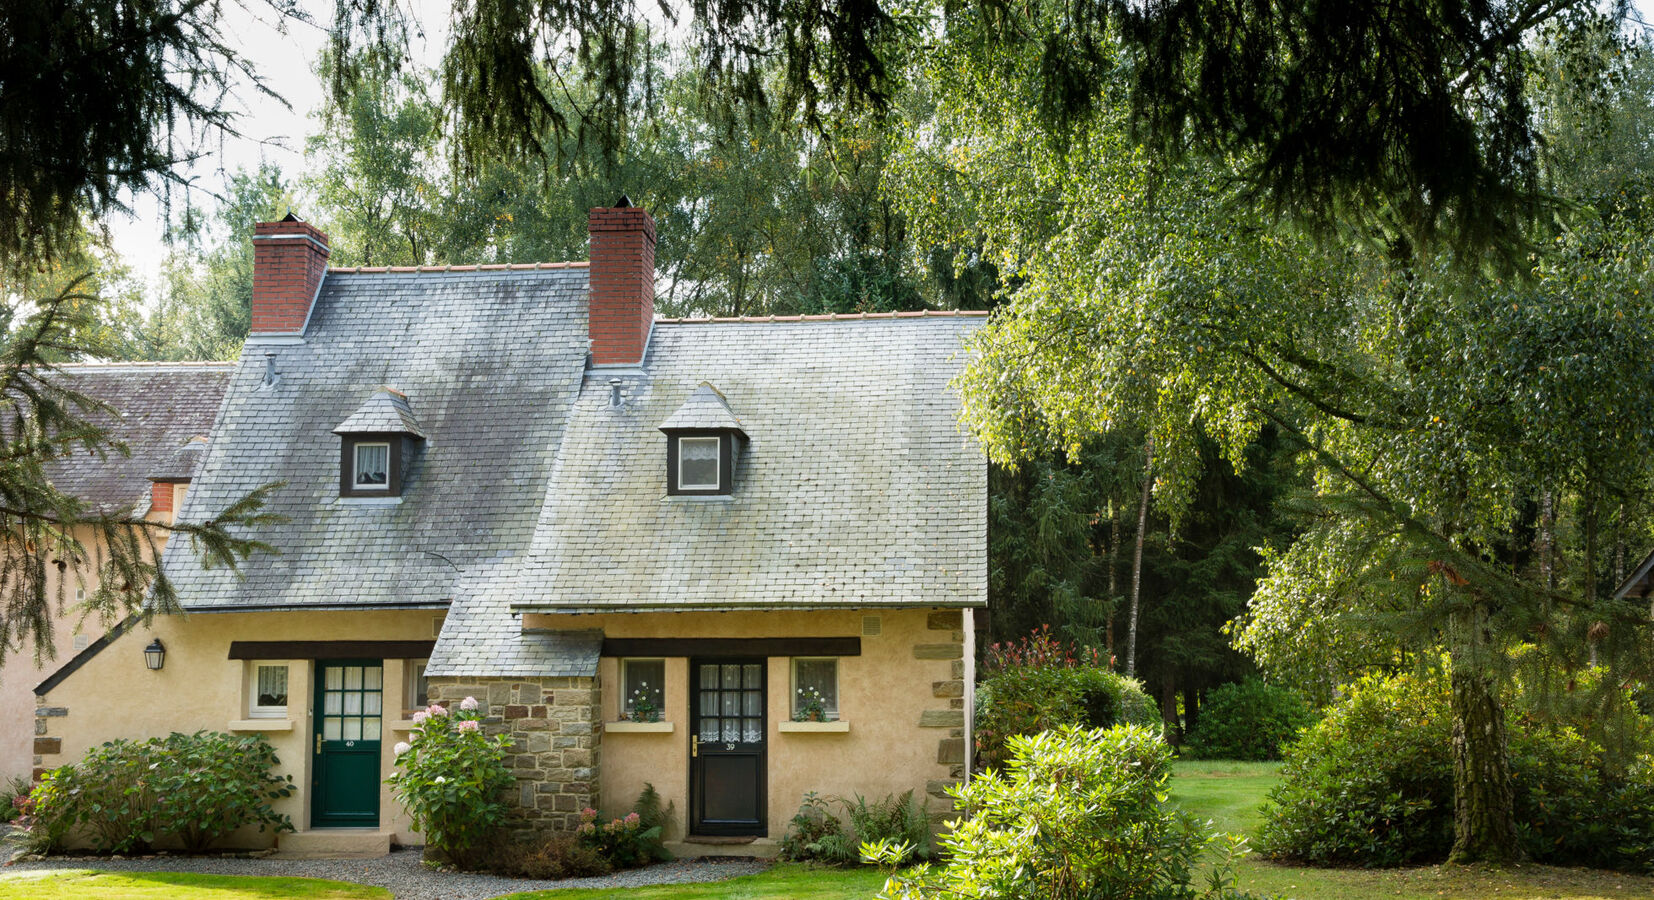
[312,660,383,828]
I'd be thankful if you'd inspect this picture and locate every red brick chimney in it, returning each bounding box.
[251,214,330,334]
[588,200,656,365]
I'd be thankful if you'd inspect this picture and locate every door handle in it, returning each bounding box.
[691,735,699,758]
[315,734,322,755]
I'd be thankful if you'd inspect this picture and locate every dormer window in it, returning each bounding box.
[353,441,390,489]
[660,383,747,497]
[334,389,425,499]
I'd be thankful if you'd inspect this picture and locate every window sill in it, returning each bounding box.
[661,494,734,503]
[228,718,294,732]
[388,719,420,733]
[778,720,849,733]
[606,721,675,733]
[336,496,403,507]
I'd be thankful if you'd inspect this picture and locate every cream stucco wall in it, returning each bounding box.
[33,606,444,847]
[525,608,969,843]
[2,499,182,784]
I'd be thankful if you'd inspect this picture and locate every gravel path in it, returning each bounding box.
[2,848,773,899]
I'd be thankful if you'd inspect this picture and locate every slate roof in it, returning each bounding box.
[163,269,590,616]
[658,382,746,435]
[430,314,986,676]
[40,363,233,511]
[334,389,426,438]
[515,316,985,612]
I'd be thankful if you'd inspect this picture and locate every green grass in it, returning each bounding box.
[496,863,889,899]
[1168,758,1654,900]
[0,871,391,900]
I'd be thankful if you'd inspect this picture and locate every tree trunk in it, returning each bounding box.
[1107,499,1119,659]
[1126,438,1153,678]
[1161,677,1180,744]
[1447,599,1522,864]
[1182,684,1201,736]
[1538,490,1555,592]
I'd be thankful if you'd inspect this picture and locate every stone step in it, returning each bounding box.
[666,836,781,858]
[274,829,394,859]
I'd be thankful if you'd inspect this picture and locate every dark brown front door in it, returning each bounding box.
[689,659,766,836]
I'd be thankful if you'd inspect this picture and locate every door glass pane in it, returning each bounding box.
[324,692,341,715]
[744,664,762,689]
[722,719,739,741]
[364,668,382,690]
[345,667,362,690]
[326,667,342,690]
[744,692,761,716]
[364,719,381,740]
[722,692,738,716]
[701,665,720,689]
[701,720,719,741]
[722,664,740,689]
[743,721,762,742]
[365,693,382,716]
[324,718,341,740]
[344,692,362,715]
[343,718,362,741]
[700,692,718,716]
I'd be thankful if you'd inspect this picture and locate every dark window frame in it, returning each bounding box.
[340,434,406,497]
[665,430,735,495]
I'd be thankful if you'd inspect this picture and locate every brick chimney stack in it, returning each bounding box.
[588,199,656,365]
[251,214,330,335]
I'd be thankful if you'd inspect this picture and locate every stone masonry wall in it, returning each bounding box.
[427,676,601,839]
[916,609,968,822]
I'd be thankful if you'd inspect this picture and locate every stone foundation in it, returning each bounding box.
[427,676,601,839]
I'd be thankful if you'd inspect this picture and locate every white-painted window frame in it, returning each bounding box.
[248,662,290,719]
[353,441,391,490]
[676,436,721,491]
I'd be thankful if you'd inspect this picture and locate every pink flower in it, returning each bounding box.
[426,704,449,716]
[623,812,640,825]
[393,741,412,756]
[411,711,429,726]
[457,720,480,732]
[459,696,479,711]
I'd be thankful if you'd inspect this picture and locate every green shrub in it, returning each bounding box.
[486,834,612,878]
[1260,671,1654,870]
[24,732,292,854]
[976,626,1159,767]
[576,786,672,870]
[781,791,932,866]
[386,699,514,869]
[871,725,1256,899]
[1184,679,1318,761]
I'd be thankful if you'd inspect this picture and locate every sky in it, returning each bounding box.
[107,0,1654,293]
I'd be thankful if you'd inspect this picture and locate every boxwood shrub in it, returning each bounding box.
[1183,678,1318,760]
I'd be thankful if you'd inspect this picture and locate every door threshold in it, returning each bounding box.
[683,835,758,845]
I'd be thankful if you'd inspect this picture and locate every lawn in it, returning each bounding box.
[0,870,391,900]
[496,863,890,900]
[1167,758,1654,900]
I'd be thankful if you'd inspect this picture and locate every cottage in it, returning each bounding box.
[33,205,987,856]
[2,362,232,784]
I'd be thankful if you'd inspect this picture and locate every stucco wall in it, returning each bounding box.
[2,507,179,784]
[522,607,971,842]
[33,607,443,847]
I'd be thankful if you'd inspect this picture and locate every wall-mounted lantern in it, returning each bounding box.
[143,638,166,671]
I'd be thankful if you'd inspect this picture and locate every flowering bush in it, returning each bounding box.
[574,785,673,869]
[386,698,515,868]
[975,626,1159,767]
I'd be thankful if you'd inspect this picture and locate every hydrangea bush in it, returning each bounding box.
[386,699,515,868]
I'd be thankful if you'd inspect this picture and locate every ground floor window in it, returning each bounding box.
[249,663,289,718]
[622,658,665,721]
[791,657,839,721]
[404,660,429,714]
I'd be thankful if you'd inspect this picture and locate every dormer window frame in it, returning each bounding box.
[340,433,405,497]
[665,429,736,496]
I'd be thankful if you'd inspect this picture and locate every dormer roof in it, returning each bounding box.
[333,389,425,439]
[658,382,746,438]
[149,435,211,483]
